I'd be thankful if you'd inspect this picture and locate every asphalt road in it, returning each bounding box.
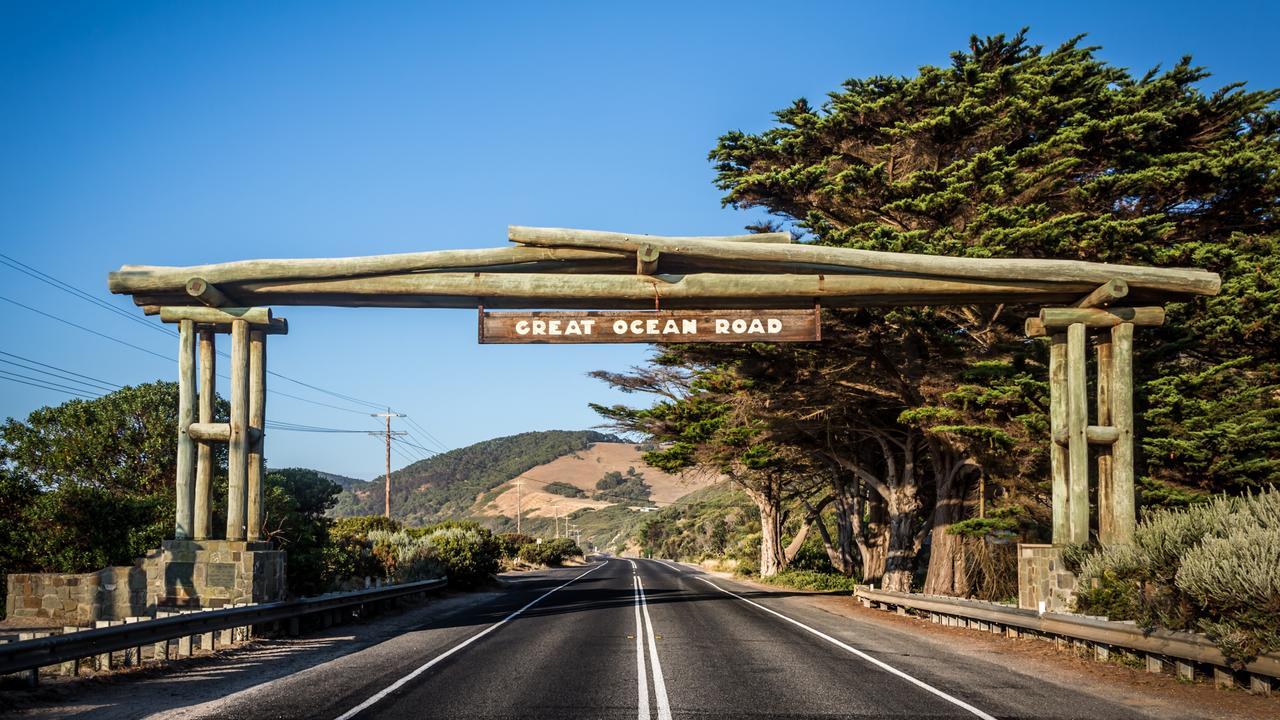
[6,557,1193,719]
[166,557,1158,720]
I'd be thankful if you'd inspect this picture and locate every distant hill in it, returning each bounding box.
[330,430,619,524]
[310,470,365,490]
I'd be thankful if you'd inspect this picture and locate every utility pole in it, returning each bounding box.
[515,479,523,534]
[551,501,560,538]
[370,409,406,518]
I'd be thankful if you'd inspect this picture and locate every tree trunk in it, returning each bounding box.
[922,446,977,596]
[754,494,784,577]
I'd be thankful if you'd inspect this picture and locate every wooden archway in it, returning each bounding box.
[109,226,1219,549]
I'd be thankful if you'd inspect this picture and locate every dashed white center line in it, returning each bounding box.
[636,574,672,720]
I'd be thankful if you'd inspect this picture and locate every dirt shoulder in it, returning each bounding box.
[717,568,1279,720]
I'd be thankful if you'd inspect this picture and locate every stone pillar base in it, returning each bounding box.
[1017,543,1078,612]
[143,539,286,610]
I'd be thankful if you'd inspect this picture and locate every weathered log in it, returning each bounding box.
[636,244,660,275]
[1040,306,1164,328]
[175,320,196,540]
[193,317,289,335]
[160,306,272,325]
[1066,323,1089,544]
[1025,317,1047,338]
[1053,425,1120,446]
[194,330,215,540]
[1049,333,1069,544]
[509,225,792,246]
[247,331,266,541]
[108,247,630,293]
[134,272,1100,310]
[1072,279,1128,309]
[1096,336,1116,543]
[186,278,231,307]
[226,320,249,542]
[1110,322,1137,543]
[509,226,1220,296]
[187,422,262,444]
[142,305,161,316]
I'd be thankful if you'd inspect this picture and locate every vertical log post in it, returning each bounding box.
[1096,335,1115,542]
[195,329,216,539]
[226,319,250,541]
[175,319,197,539]
[1049,333,1070,544]
[247,330,267,541]
[1110,322,1136,543]
[1065,323,1090,544]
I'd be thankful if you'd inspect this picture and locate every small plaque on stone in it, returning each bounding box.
[206,562,237,589]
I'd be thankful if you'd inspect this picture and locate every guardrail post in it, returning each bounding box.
[1146,654,1163,673]
[177,612,194,657]
[94,621,114,671]
[153,613,172,661]
[1213,667,1234,689]
[1094,644,1110,662]
[17,633,39,686]
[59,627,79,676]
[1250,674,1273,696]
[1175,659,1195,682]
[288,616,300,637]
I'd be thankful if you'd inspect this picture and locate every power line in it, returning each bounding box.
[0,253,396,416]
[0,370,102,399]
[0,253,177,339]
[0,295,174,364]
[0,374,98,400]
[0,351,123,393]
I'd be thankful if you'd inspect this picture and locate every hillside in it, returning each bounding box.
[330,430,619,523]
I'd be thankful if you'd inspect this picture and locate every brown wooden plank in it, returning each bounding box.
[479,309,820,344]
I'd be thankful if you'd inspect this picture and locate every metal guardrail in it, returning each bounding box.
[854,586,1277,692]
[0,577,447,676]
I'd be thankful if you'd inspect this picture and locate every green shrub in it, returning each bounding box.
[756,570,861,593]
[1075,487,1280,666]
[498,532,535,558]
[517,538,582,566]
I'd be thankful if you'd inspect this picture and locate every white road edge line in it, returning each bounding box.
[333,561,609,720]
[695,577,998,720]
[636,575,673,720]
[633,576,650,720]
[654,559,684,574]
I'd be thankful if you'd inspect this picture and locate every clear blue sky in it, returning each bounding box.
[3,1,1277,479]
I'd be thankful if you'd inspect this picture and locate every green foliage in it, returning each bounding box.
[331,430,618,523]
[1076,487,1280,666]
[594,467,651,503]
[264,468,340,597]
[543,481,585,498]
[756,570,862,593]
[497,532,535,557]
[517,538,582,566]
[0,382,221,575]
[636,482,758,562]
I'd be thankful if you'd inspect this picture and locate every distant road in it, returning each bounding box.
[176,558,1161,719]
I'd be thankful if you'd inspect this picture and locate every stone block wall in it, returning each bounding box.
[145,539,286,610]
[5,565,149,626]
[1017,543,1078,613]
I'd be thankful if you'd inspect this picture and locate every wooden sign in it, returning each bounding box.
[479,309,820,344]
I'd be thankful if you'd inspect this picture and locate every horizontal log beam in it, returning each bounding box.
[508,227,1220,296]
[1072,279,1128,309]
[1040,306,1164,328]
[108,247,630,294]
[130,273,1101,311]
[193,318,289,336]
[186,278,232,307]
[509,225,792,246]
[1054,425,1121,446]
[636,244,660,275]
[159,306,273,325]
[187,423,261,443]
